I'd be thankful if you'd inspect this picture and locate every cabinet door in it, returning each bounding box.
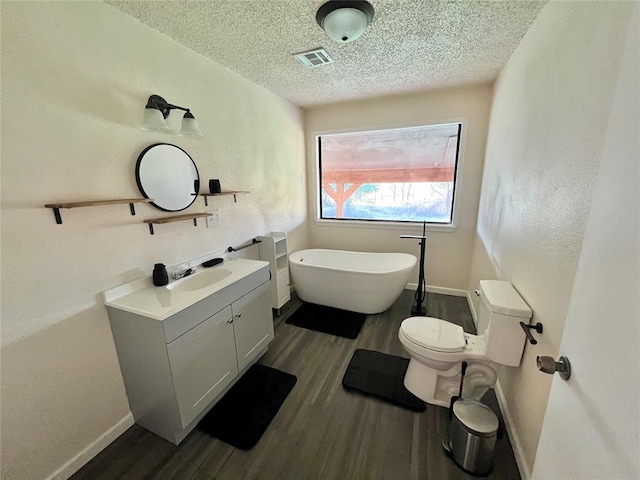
[232,286,274,372]
[167,306,237,428]
[276,269,291,307]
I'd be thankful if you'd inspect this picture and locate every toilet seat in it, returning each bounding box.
[400,317,465,353]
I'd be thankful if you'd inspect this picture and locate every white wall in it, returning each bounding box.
[467,1,635,476]
[305,86,493,290]
[533,3,639,477]
[0,3,306,479]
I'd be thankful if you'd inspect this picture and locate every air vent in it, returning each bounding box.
[293,48,334,68]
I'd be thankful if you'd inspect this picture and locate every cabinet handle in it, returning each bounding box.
[227,318,233,324]
[236,313,242,318]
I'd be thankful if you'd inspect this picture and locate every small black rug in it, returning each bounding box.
[198,364,296,450]
[342,349,426,412]
[285,302,366,339]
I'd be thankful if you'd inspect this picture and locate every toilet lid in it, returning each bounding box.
[401,317,465,352]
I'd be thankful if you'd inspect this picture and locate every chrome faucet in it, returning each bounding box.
[172,265,196,280]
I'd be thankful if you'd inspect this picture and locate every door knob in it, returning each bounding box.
[537,355,571,380]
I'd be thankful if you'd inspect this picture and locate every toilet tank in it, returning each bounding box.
[477,280,532,367]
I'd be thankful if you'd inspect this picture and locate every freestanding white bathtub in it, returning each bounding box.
[288,249,417,314]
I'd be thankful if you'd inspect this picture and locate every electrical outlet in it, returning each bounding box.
[206,209,220,228]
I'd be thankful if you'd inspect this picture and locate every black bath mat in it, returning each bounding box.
[285,302,366,339]
[342,349,426,412]
[198,364,296,450]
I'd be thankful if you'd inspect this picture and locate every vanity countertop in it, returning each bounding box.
[103,257,269,321]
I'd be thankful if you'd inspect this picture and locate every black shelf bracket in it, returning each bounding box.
[52,208,62,224]
[203,194,238,206]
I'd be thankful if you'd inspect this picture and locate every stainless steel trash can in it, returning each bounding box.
[448,400,499,476]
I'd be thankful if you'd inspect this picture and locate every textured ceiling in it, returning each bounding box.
[106,0,546,108]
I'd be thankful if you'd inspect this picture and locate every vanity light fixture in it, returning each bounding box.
[316,0,375,44]
[141,94,203,137]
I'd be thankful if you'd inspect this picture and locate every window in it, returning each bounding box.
[317,123,461,224]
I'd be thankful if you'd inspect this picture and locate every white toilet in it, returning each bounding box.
[398,280,532,407]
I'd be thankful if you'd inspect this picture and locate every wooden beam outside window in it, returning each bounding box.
[322,182,362,217]
[322,166,454,184]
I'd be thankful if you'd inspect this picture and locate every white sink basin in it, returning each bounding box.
[104,258,270,320]
[167,268,232,292]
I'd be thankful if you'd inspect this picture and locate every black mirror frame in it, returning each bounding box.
[135,143,200,212]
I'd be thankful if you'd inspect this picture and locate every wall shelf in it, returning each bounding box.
[201,191,249,206]
[143,212,212,235]
[44,198,153,225]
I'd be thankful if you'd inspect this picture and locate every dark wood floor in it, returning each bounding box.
[73,291,521,480]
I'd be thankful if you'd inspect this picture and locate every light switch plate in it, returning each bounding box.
[206,209,220,228]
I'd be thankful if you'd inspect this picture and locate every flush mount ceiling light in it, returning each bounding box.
[141,94,203,137]
[316,0,375,44]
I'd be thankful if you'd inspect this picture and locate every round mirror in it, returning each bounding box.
[135,143,200,212]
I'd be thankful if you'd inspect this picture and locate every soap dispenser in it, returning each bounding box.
[153,263,169,286]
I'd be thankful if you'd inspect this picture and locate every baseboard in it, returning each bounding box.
[466,291,478,328]
[494,381,530,480]
[405,284,478,327]
[47,413,134,480]
[405,283,468,297]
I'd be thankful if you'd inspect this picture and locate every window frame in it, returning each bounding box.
[313,120,466,232]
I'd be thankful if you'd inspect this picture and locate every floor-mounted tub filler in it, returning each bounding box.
[289,249,417,314]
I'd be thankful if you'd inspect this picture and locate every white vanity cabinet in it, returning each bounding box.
[106,263,273,445]
[232,284,274,371]
[167,305,238,429]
